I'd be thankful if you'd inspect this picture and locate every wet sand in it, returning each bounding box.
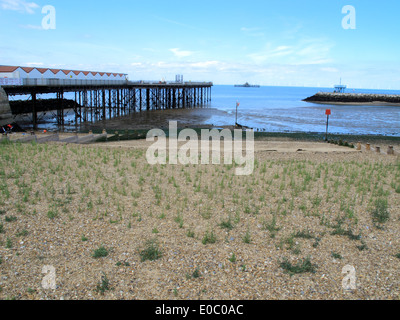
[81,108,232,132]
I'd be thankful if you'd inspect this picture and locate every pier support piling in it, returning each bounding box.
[3,81,212,129]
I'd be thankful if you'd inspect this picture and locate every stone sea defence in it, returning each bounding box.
[0,86,13,126]
[303,92,400,105]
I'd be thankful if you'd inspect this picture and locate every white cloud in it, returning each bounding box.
[20,24,43,30]
[0,0,39,14]
[248,38,334,66]
[248,44,294,63]
[190,61,219,68]
[25,62,43,66]
[153,15,205,32]
[169,48,195,58]
[240,27,265,38]
[320,67,339,73]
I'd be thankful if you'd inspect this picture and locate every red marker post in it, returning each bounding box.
[325,109,331,141]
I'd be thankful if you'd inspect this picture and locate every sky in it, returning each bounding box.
[1,0,400,89]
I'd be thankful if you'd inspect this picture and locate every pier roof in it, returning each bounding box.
[0,66,19,72]
[0,65,127,78]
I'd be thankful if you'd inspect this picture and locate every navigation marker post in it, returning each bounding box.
[236,101,240,127]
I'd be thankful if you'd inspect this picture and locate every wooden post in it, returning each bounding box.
[117,89,120,116]
[139,89,142,112]
[172,88,176,109]
[366,143,371,151]
[182,88,186,109]
[146,88,150,111]
[108,89,112,119]
[32,92,37,130]
[387,146,394,155]
[102,89,106,119]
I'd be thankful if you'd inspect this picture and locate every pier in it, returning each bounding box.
[1,79,213,129]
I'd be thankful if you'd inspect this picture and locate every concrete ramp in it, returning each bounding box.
[37,133,60,144]
[15,135,37,143]
[4,132,108,145]
[60,135,79,144]
[77,134,95,144]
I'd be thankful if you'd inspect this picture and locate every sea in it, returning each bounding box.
[209,85,400,137]
[12,85,400,137]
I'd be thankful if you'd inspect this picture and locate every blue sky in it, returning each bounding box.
[1,0,400,88]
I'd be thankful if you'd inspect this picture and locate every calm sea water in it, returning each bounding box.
[209,85,400,136]
[15,85,400,136]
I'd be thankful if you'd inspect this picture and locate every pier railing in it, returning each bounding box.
[1,78,213,88]
[128,80,213,86]
[0,78,128,87]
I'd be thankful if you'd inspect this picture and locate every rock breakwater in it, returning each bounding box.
[303,92,400,104]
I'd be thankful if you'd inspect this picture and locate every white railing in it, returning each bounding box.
[128,80,213,86]
[1,78,213,87]
[0,78,23,86]
[1,78,128,87]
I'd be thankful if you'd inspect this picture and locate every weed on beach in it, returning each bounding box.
[279,257,318,276]
[139,239,162,262]
[92,245,109,259]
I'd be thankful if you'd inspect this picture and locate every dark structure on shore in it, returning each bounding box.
[0,87,13,126]
[2,79,213,129]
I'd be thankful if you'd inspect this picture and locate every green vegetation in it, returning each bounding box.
[331,252,343,260]
[92,245,109,259]
[242,228,252,244]
[202,230,217,245]
[371,198,390,225]
[139,239,162,262]
[229,253,237,263]
[279,257,318,276]
[96,273,111,295]
[219,217,234,231]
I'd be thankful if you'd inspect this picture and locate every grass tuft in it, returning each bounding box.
[279,256,318,276]
[92,245,109,259]
[139,239,162,262]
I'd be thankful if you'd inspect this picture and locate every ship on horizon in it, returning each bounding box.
[234,82,260,88]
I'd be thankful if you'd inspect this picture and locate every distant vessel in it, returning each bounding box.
[234,82,260,88]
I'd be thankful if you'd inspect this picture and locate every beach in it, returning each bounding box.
[0,134,399,300]
[80,107,230,132]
